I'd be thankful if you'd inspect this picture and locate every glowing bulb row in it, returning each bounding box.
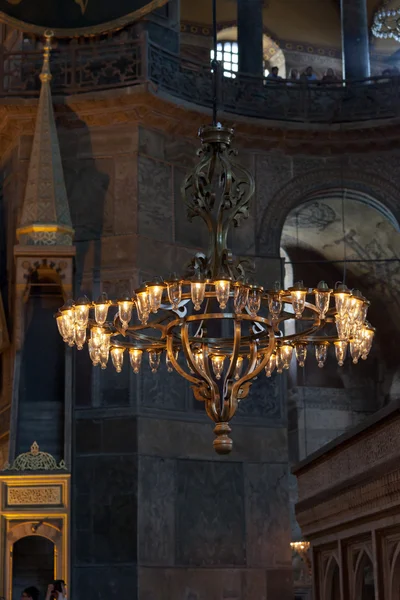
[57,281,371,341]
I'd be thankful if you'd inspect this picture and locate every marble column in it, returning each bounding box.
[237,0,264,76]
[340,0,370,80]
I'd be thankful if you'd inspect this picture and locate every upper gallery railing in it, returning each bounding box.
[1,35,400,124]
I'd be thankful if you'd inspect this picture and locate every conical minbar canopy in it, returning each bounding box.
[16,34,73,246]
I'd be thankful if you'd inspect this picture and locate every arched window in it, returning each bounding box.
[210,41,270,78]
[211,41,239,78]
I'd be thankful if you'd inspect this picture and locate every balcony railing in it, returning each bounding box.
[1,35,400,124]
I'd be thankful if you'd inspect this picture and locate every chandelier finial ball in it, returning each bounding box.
[213,422,233,455]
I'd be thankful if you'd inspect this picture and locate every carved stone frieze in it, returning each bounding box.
[296,416,400,502]
[297,467,400,537]
[7,485,62,506]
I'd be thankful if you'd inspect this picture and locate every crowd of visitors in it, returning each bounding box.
[266,65,400,84]
[266,65,340,84]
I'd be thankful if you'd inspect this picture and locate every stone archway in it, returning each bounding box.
[323,555,341,600]
[5,522,63,600]
[256,167,400,258]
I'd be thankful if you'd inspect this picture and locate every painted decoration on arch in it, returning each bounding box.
[0,0,168,35]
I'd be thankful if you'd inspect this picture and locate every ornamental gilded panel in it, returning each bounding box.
[7,485,62,506]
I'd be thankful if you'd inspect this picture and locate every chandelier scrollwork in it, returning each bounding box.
[56,125,375,454]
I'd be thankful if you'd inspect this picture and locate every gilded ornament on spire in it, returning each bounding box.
[16,31,74,246]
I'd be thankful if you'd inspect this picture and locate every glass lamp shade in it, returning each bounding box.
[94,292,110,326]
[333,283,351,318]
[74,297,91,328]
[211,355,225,379]
[334,340,348,366]
[148,350,161,373]
[136,290,150,325]
[129,348,143,374]
[191,280,206,311]
[215,279,231,309]
[234,284,249,313]
[313,281,332,319]
[315,342,328,368]
[247,287,262,317]
[295,343,307,367]
[280,344,293,369]
[167,279,182,309]
[289,282,307,319]
[111,347,124,373]
[118,298,134,330]
[147,283,164,313]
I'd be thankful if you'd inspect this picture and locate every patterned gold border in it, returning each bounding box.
[0,0,168,37]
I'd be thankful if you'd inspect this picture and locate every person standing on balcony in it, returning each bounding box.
[301,66,318,82]
[266,66,282,82]
[322,68,340,84]
[288,68,299,85]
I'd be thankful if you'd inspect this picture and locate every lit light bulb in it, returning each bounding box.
[56,313,68,342]
[193,349,205,372]
[100,337,110,369]
[111,347,124,373]
[215,279,231,310]
[276,349,284,374]
[335,315,350,341]
[234,356,244,380]
[247,287,262,317]
[360,325,375,360]
[295,343,307,368]
[136,289,150,325]
[88,339,100,366]
[60,301,75,341]
[315,342,328,368]
[350,340,361,364]
[165,349,179,373]
[75,327,87,350]
[74,296,91,328]
[265,353,276,377]
[148,350,161,374]
[333,283,351,319]
[281,344,293,370]
[167,278,182,309]
[313,281,332,320]
[334,340,348,367]
[211,355,225,379]
[118,298,134,330]
[234,284,249,313]
[94,292,110,326]
[147,283,164,314]
[191,279,206,311]
[90,326,107,349]
[289,282,307,319]
[348,291,364,323]
[129,348,143,374]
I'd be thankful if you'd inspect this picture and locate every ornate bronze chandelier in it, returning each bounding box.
[56,121,374,453]
[55,1,375,454]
